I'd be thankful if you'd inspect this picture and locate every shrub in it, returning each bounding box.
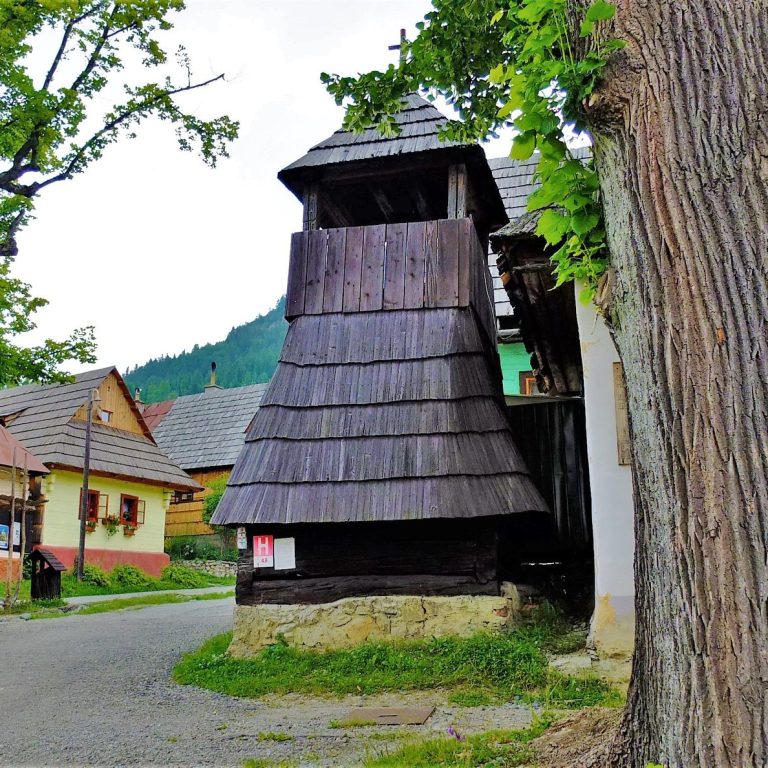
[110,564,155,591]
[162,563,207,589]
[165,536,198,561]
[81,563,111,587]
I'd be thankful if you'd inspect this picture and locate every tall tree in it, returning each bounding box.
[0,0,239,385]
[324,2,768,765]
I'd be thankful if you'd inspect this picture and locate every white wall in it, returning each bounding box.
[575,283,635,657]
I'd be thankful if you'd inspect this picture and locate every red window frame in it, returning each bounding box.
[120,494,145,526]
[79,489,100,522]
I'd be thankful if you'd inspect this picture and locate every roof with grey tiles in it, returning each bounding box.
[0,368,198,489]
[151,383,269,471]
[279,93,466,176]
[487,147,592,322]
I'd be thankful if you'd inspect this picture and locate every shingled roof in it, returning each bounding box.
[0,368,198,490]
[152,383,269,471]
[488,146,592,239]
[280,93,465,177]
[0,426,48,474]
[213,220,548,526]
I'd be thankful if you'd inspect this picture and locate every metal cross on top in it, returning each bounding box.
[388,28,407,65]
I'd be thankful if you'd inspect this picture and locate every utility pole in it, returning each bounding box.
[76,389,100,581]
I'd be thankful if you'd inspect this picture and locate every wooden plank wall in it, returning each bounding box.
[165,468,229,538]
[236,518,500,605]
[285,219,491,321]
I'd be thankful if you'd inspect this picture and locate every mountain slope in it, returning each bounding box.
[125,297,287,403]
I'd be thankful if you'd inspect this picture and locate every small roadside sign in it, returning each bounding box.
[253,535,274,568]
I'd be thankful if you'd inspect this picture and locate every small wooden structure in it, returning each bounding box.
[30,548,65,600]
[214,95,551,613]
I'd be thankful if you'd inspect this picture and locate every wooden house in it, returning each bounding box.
[0,426,48,584]
[213,95,551,651]
[146,374,269,540]
[488,152,635,656]
[0,367,200,577]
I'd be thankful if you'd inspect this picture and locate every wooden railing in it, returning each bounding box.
[285,218,496,342]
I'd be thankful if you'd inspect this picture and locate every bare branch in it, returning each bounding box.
[35,73,226,192]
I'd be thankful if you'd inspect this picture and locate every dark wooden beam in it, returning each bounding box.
[447,163,467,218]
[303,184,319,230]
[371,186,395,221]
[237,573,500,605]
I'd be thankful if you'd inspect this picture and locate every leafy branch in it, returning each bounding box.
[322,0,623,299]
[0,1,239,385]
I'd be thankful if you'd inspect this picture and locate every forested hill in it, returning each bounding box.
[124,297,287,403]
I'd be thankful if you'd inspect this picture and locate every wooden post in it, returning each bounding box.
[447,164,467,219]
[4,448,16,610]
[303,184,319,230]
[10,457,28,606]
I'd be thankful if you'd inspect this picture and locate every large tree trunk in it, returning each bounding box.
[585,2,768,765]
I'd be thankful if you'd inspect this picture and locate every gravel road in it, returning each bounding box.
[0,599,532,767]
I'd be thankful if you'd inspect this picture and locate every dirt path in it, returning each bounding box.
[0,599,533,767]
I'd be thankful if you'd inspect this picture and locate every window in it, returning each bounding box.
[170,490,195,505]
[99,409,112,423]
[120,494,145,526]
[78,489,105,522]
[519,371,541,396]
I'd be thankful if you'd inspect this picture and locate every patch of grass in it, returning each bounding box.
[60,568,234,598]
[256,731,293,742]
[173,618,615,710]
[363,720,549,767]
[241,760,296,768]
[329,719,377,729]
[447,689,497,707]
[29,590,234,619]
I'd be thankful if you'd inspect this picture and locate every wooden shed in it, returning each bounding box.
[213,95,550,636]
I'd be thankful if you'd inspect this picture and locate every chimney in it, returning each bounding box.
[134,387,144,410]
[204,361,222,393]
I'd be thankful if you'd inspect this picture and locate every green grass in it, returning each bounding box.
[60,571,234,598]
[172,610,619,710]
[256,731,293,742]
[241,760,296,768]
[363,720,549,767]
[329,719,377,729]
[29,590,234,619]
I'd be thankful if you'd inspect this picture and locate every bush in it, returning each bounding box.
[110,564,156,591]
[81,563,111,587]
[162,563,207,589]
[165,535,232,562]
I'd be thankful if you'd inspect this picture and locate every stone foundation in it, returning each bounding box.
[184,559,237,578]
[229,591,520,657]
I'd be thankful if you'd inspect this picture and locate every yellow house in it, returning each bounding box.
[0,368,200,577]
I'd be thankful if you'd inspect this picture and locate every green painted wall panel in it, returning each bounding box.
[498,342,531,396]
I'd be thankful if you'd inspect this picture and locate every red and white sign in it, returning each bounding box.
[253,535,274,568]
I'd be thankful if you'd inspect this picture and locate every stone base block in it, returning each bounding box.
[229,593,519,657]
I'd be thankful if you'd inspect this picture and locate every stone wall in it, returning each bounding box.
[183,559,237,578]
[229,591,520,657]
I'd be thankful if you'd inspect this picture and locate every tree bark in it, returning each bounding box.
[584,2,768,765]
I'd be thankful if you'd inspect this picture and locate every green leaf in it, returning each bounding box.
[489,64,505,84]
[536,209,570,245]
[511,131,536,160]
[580,19,595,37]
[585,0,616,22]
[571,211,600,235]
[490,9,504,25]
[497,100,517,119]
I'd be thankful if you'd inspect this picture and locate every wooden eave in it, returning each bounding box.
[46,462,203,492]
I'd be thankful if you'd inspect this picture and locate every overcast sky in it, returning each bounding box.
[15,1,512,375]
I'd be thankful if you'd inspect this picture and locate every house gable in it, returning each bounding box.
[72,371,152,438]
